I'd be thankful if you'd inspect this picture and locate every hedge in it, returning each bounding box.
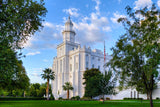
[123,98,143,100]
[0,97,46,101]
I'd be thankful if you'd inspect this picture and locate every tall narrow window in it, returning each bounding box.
[86,62,88,69]
[92,64,94,68]
[70,64,72,71]
[98,66,100,70]
[60,60,62,72]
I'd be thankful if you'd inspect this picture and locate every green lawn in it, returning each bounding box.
[0,100,160,107]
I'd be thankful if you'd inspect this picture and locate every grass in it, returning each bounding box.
[0,100,160,107]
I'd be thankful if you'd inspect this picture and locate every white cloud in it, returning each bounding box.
[61,0,111,46]
[30,73,41,77]
[43,22,55,29]
[23,21,63,50]
[110,12,126,23]
[158,0,160,7]
[73,15,109,45]
[134,0,152,10]
[93,0,101,15]
[24,0,111,50]
[43,59,49,62]
[102,26,111,32]
[63,8,79,17]
[26,51,40,56]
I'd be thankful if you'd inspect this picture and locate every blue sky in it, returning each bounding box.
[21,0,160,83]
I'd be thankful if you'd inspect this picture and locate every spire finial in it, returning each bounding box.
[68,13,71,20]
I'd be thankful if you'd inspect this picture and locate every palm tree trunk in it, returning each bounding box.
[47,79,49,100]
[67,90,69,99]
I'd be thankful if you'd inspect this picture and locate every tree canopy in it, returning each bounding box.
[41,68,55,100]
[62,82,74,99]
[0,0,47,89]
[109,4,160,107]
[83,68,102,98]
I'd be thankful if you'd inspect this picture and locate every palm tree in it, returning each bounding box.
[62,82,74,99]
[41,68,55,100]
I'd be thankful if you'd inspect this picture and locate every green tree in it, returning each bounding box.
[29,83,40,97]
[62,82,74,99]
[3,60,30,97]
[13,60,30,97]
[37,86,46,97]
[41,68,55,100]
[109,4,160,107]
[0,0,47,88]
[83,68,102,98]
[99,71,116,103]
[0,46,19,88]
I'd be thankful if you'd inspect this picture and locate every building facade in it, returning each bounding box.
[52,17,109,99]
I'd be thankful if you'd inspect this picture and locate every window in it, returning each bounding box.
[86,62,88,68]
[70,64,72,71]
[92,57,94,60]
[60,60,62,72]
[98,66,100,70]
[98,58,100,61]
[92,64,94,68]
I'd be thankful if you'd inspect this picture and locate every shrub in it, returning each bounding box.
[123,98,143,100]
[58,97,63,100]
[50,94,55,100]
[75,96,80,100]
[71,97,75,100]
[80,97,94,101]
[156,97,159,100]
[0,97,45,101]
[106,97,110,100]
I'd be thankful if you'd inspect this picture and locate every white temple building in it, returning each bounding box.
[51,17,160,100]
[52,17,110,99]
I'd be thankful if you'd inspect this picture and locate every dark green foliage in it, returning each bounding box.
[71,96,80,100]
[0,45,19,88]
[62,82,74,99]
[0,0,47,49]
[28,83,51,97]
[41,68,55,100]
[80,97,94,101]
[29,83,41,97]
[98,70,116,102]
[75,96,80,100]
[83,68,102,98]
[109,4,160,107]
[123,98,143,100]
[0,97,45,101]
[0,0,47,89]
[58,97,63,100]
[37,86,46,97]
[50,93,55,100]
[106,97,110,100]
[41,68,55,80]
